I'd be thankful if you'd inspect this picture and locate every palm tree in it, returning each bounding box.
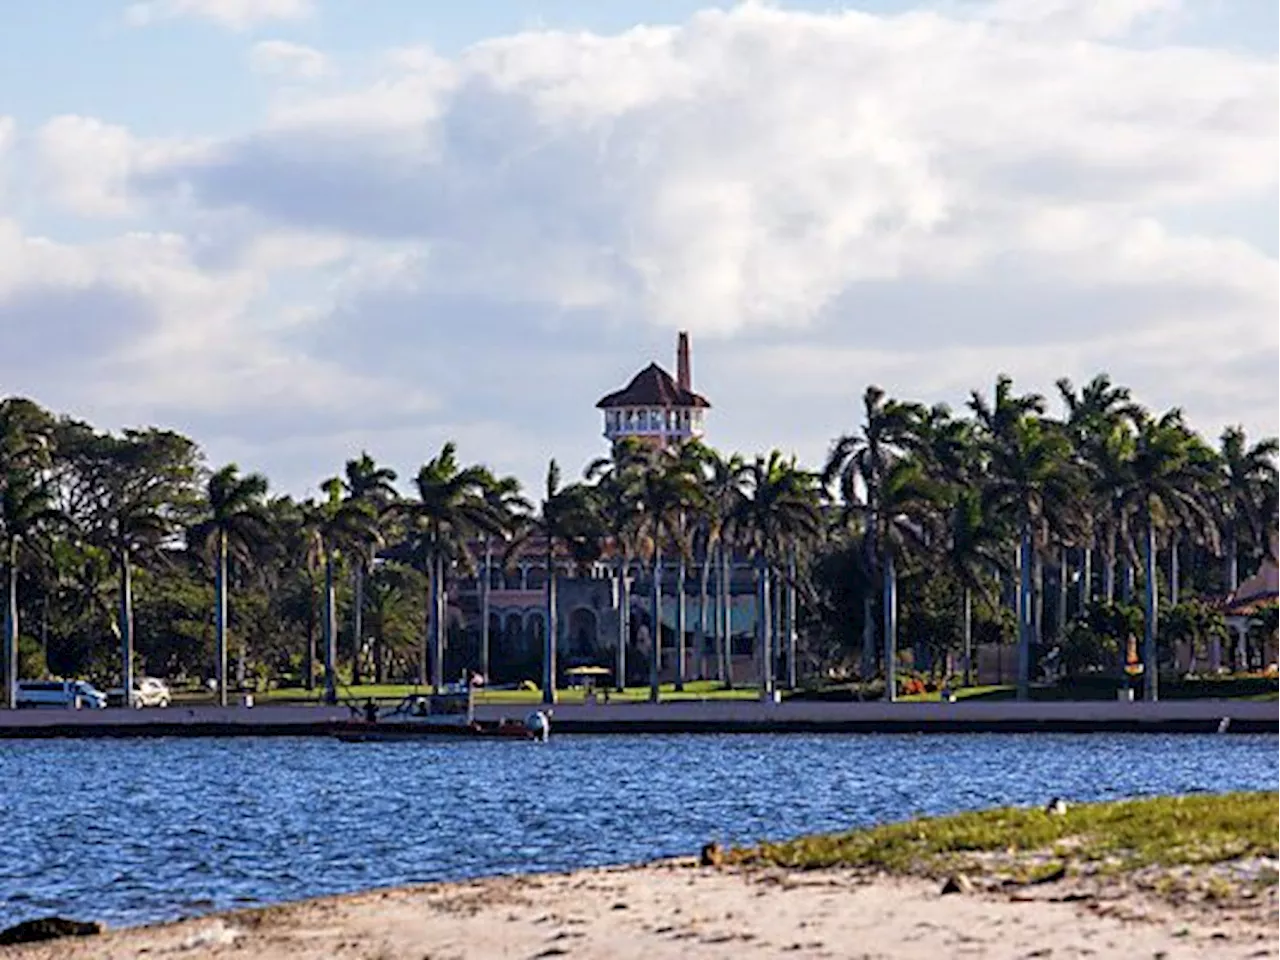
[702,449,747,687]
[970,376,1083,700]
[942,487,1007,686]
[1115,409,1220,699]
[1058,375,1142,613]
[315,477,380,703]
[187,464,271,706]
[340,453,398,686]
[1,469,63,708]
[512,460,602,704]
[1216,426,1279,593]
[585,438,646,691]
[477,470,529,683]
[395,443,501,692]
[734,452,822,697]
[822,386,920,681]
[634,447,702,702]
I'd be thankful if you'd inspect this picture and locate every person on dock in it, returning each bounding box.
[363,699,379,724]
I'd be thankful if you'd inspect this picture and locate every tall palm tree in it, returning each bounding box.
[512,460,602,704]
[1115,409,1220,699]
[477,470,529,683]
[634,446,702,702]
[1,470,63,708]
[340,453,398,686]
[822,386,920,681]
[315,477,380,703]
[395,443,501,692]
[1058,375,1142,613]
[585,438,646,691]
[187,464,271,706]
[942,487,1007,686]
[970,376,1083,700]
[1216,426,1279,593]
[702,449,747,687]
[734,452,822,697]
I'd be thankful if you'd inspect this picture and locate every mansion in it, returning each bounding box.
[441,332,766,686]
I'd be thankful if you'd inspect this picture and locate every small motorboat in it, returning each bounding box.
[330,691,549,743]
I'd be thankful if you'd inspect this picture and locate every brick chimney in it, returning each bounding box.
[676,331,692,392]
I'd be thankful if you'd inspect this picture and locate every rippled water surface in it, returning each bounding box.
[0,733,1275,927]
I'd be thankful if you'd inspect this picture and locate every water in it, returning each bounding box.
[0,733,1274,928]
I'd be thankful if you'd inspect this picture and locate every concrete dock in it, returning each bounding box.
[0,698,1273,737]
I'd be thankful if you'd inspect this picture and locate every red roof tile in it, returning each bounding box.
[596,363,711,409]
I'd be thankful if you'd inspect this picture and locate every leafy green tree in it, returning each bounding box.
[1,470,64,706]
[1216,426,1278,592]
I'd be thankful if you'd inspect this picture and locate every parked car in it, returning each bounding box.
[16,680,108,710]
[106,677,172,708]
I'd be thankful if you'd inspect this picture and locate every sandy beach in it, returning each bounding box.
[4,858,1274,960]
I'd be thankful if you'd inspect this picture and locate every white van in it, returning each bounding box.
[15,680,109,710]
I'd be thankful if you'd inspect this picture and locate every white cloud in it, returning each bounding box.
[250,40,329,80]
[971,0,1183,39]
[124,0,313,31]
[6,2,1278,492]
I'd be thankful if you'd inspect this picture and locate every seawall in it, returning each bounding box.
[0,698,1273,737]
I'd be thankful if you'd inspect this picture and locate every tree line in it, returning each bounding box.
[0,371,1275,707]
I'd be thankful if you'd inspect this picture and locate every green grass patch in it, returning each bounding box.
[728,792,1279,876]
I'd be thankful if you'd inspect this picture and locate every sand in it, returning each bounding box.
[2,859,1275,960]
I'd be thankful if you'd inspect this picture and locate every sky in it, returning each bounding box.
[0,0,1276,499]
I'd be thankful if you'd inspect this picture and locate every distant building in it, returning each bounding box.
[597,332,710,448]
[428,329,762,687]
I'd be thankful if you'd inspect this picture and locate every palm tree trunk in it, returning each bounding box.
[304,581,316,691]
[1056,547,1068,641]
[1121,563,1134,603]
[323,551,337,704]
[786,549,797,689]
[696,550,710,682]
[675,549,687,692]
[1103,529,1116,604]
[720,545,733,688]
[649,533,662,703]
[215,531,228,707]
[5,540,18,709]
[481,539,492,683]
[119,547,134,706]
[543,546,557,706]
[352,561,365,686]
[1080,545,1092,614]
[1143,515,1159,701]
[1168,533,1180,607]
[432,552,446,693]
[1033,550,1044,649]
[861,594,875,682]
[616,557,628,692]
[1016,529,1033,700]
[756,556,772,697]
[419,582,430,686]
[882,551,897,702]
[1226,525,1239,593]
[962,587,973,687]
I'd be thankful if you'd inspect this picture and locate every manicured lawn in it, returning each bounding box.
[728,791,1280,875]
[171,679,764,706]
[898,675,1278,702]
